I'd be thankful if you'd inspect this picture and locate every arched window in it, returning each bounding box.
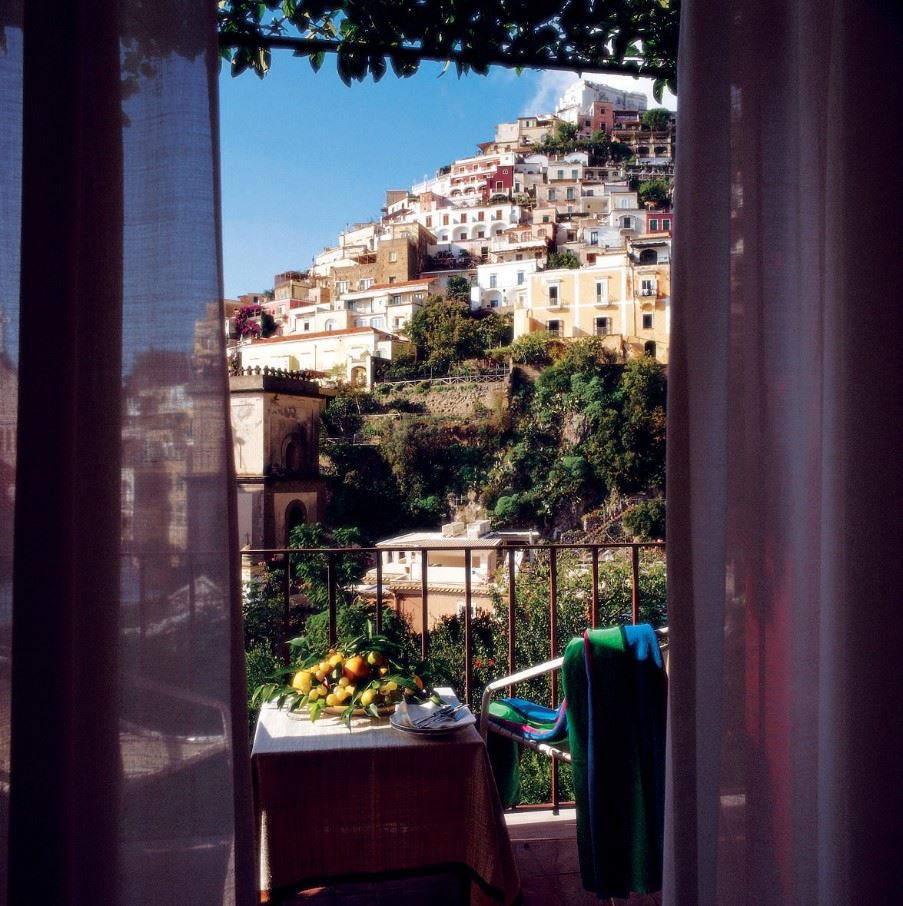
[644,341,657,358]
[640,249,658,265]
[282,430,306,474]
[284,501,307,545]
[324,319,336,331]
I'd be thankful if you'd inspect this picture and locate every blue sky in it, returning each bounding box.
[218,56,676,298]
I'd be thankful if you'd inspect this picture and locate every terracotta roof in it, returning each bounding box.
[252,326,393,343]
[358,582,495,596]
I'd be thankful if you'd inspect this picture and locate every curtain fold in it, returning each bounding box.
[4,1,255,902]
[666,1,902,903]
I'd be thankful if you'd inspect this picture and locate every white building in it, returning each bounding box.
[237,326,403,388]
[358,520,539,631]
[555,79,648,122]
[471,259,540,311]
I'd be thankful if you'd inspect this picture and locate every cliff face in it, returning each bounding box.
[371,372,512,421]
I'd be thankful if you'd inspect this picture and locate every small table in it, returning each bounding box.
[252,696,521,904]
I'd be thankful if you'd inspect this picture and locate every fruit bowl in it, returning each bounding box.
[322,705,394,717]
[252,629,439,727]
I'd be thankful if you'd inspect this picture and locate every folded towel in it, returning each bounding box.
[486,697,569,807]
[489,697,569,743]
[563,624,667,899]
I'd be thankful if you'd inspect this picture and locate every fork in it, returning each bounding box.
[414,703,467,728]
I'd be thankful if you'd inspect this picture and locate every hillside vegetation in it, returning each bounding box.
[321,337,666,541]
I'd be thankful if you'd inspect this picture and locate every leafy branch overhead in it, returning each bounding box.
[218,1,679,101]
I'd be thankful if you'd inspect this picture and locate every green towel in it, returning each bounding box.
[562,626,667,898]
[485,699,565,808]
[486,730,520,808]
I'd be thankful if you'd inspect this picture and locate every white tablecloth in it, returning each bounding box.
[252,698,520,904]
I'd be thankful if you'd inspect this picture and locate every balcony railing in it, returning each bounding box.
[240,540,666,811]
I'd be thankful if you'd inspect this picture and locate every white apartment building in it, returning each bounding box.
[471,259,540,311]
[342,277,439,334]
[555,79,648,122]
[238,327,402,388]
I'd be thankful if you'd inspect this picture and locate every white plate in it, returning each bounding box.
[390,690,476,735]
[389,708,476,735]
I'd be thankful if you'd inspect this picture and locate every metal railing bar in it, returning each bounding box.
[463,547,472,707]
[591,546,599,629]
[630,544,640,625]
[507,547,516,699]
[374,553,383,635]
[326,552,337,647]
[420,549,429,661]
[549,547,559,816]
[243,541,665,556]
[282,553,292,663]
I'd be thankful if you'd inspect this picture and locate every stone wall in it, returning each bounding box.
[374,375,511,420]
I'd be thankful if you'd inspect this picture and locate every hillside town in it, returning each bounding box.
[226,79,674,387]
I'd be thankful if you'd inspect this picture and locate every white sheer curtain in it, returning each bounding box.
[2,1,255,902]
[665,1,901,903]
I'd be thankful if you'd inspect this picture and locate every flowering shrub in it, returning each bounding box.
[235,304,262,337]
[234,304,277,339]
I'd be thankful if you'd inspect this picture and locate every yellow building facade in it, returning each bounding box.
[513,246,670,362]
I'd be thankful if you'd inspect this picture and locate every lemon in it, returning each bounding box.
[325,693,338,707]
[360,689,376,707]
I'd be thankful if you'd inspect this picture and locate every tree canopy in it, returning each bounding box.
[218,1,679,102]
[641,107,672,130]
[546,249,581,270]
[403,297,511,371]
[637,178,672,209]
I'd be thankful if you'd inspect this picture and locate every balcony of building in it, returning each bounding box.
[239,539,665,904]
[489,235,549,254]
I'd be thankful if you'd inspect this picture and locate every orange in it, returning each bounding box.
[343,656,370,680]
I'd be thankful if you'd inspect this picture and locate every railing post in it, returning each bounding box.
[326,552,337,647]
[507,547,516,698]
[549,546,559,815]
[282,553,292,664]
[375,551,383,635]
[463,547,473,707]
[420,548,429,661]
[631,544,640,625]
[591,546,599,629]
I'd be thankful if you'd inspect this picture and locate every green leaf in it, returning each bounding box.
[366,703,381,718]
[369,55,387,83]
[309,50,325,73]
